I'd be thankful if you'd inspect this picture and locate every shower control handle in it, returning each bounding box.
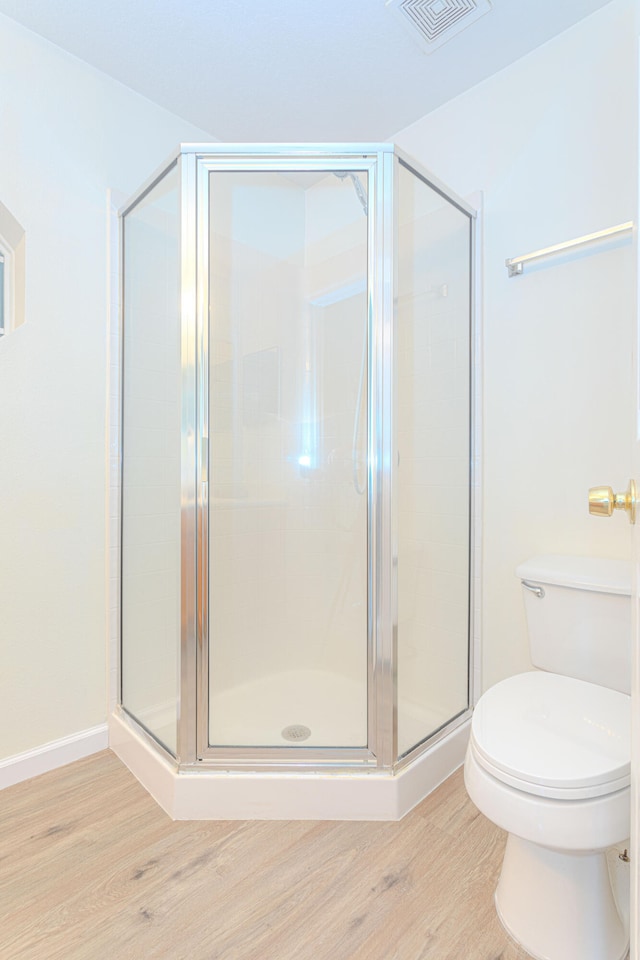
[588,480,636,524]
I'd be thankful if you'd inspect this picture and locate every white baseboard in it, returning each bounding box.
[0,724,109,790]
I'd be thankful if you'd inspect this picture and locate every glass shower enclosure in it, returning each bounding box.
[119,143,474,777]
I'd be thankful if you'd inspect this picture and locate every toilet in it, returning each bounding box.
[464,555,631,960]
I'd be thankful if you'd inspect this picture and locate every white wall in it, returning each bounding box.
[394,0,638,690]
[0,14,211,759]
[2,0,636,763]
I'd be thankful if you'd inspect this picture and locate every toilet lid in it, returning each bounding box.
[471,672,630,796]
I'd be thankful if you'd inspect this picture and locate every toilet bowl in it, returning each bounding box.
[465,556,631,960]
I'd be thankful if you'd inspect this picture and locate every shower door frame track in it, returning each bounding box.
[193,146,385,770]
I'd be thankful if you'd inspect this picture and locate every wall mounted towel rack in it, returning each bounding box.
[505,220,633,277]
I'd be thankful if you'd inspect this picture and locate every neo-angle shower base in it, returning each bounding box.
[209,669,452,753]
[109,708,470,821]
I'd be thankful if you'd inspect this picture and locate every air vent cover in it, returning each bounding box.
[388,0,492,53]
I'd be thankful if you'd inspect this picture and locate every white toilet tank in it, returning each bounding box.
[516,555,632,695]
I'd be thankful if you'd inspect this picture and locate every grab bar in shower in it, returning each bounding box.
[505,221,633,277]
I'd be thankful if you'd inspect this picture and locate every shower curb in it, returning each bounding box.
[109,710,470,821]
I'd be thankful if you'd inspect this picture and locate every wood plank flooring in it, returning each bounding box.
[0,752,529,960]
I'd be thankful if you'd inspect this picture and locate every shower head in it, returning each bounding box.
[333,171,368,217]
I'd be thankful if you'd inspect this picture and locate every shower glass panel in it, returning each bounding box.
[396,161,471,759]
[121,163,181,755]
[207,169,369,748]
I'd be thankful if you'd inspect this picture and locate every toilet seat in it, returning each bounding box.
[471,672,630,801]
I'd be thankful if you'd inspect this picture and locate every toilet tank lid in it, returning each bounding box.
[516,555,632,596]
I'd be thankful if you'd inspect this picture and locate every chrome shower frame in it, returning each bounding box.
[116,142,477,779]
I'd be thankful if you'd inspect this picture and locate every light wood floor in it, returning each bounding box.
[0,752,530,960]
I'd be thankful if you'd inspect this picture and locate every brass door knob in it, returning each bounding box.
[588,479,636,524]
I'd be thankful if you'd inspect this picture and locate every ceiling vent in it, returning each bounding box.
[387,0,492,53]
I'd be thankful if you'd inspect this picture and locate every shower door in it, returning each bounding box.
[200,159,374,756]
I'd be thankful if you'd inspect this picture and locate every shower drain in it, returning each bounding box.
[281,724,311,742]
